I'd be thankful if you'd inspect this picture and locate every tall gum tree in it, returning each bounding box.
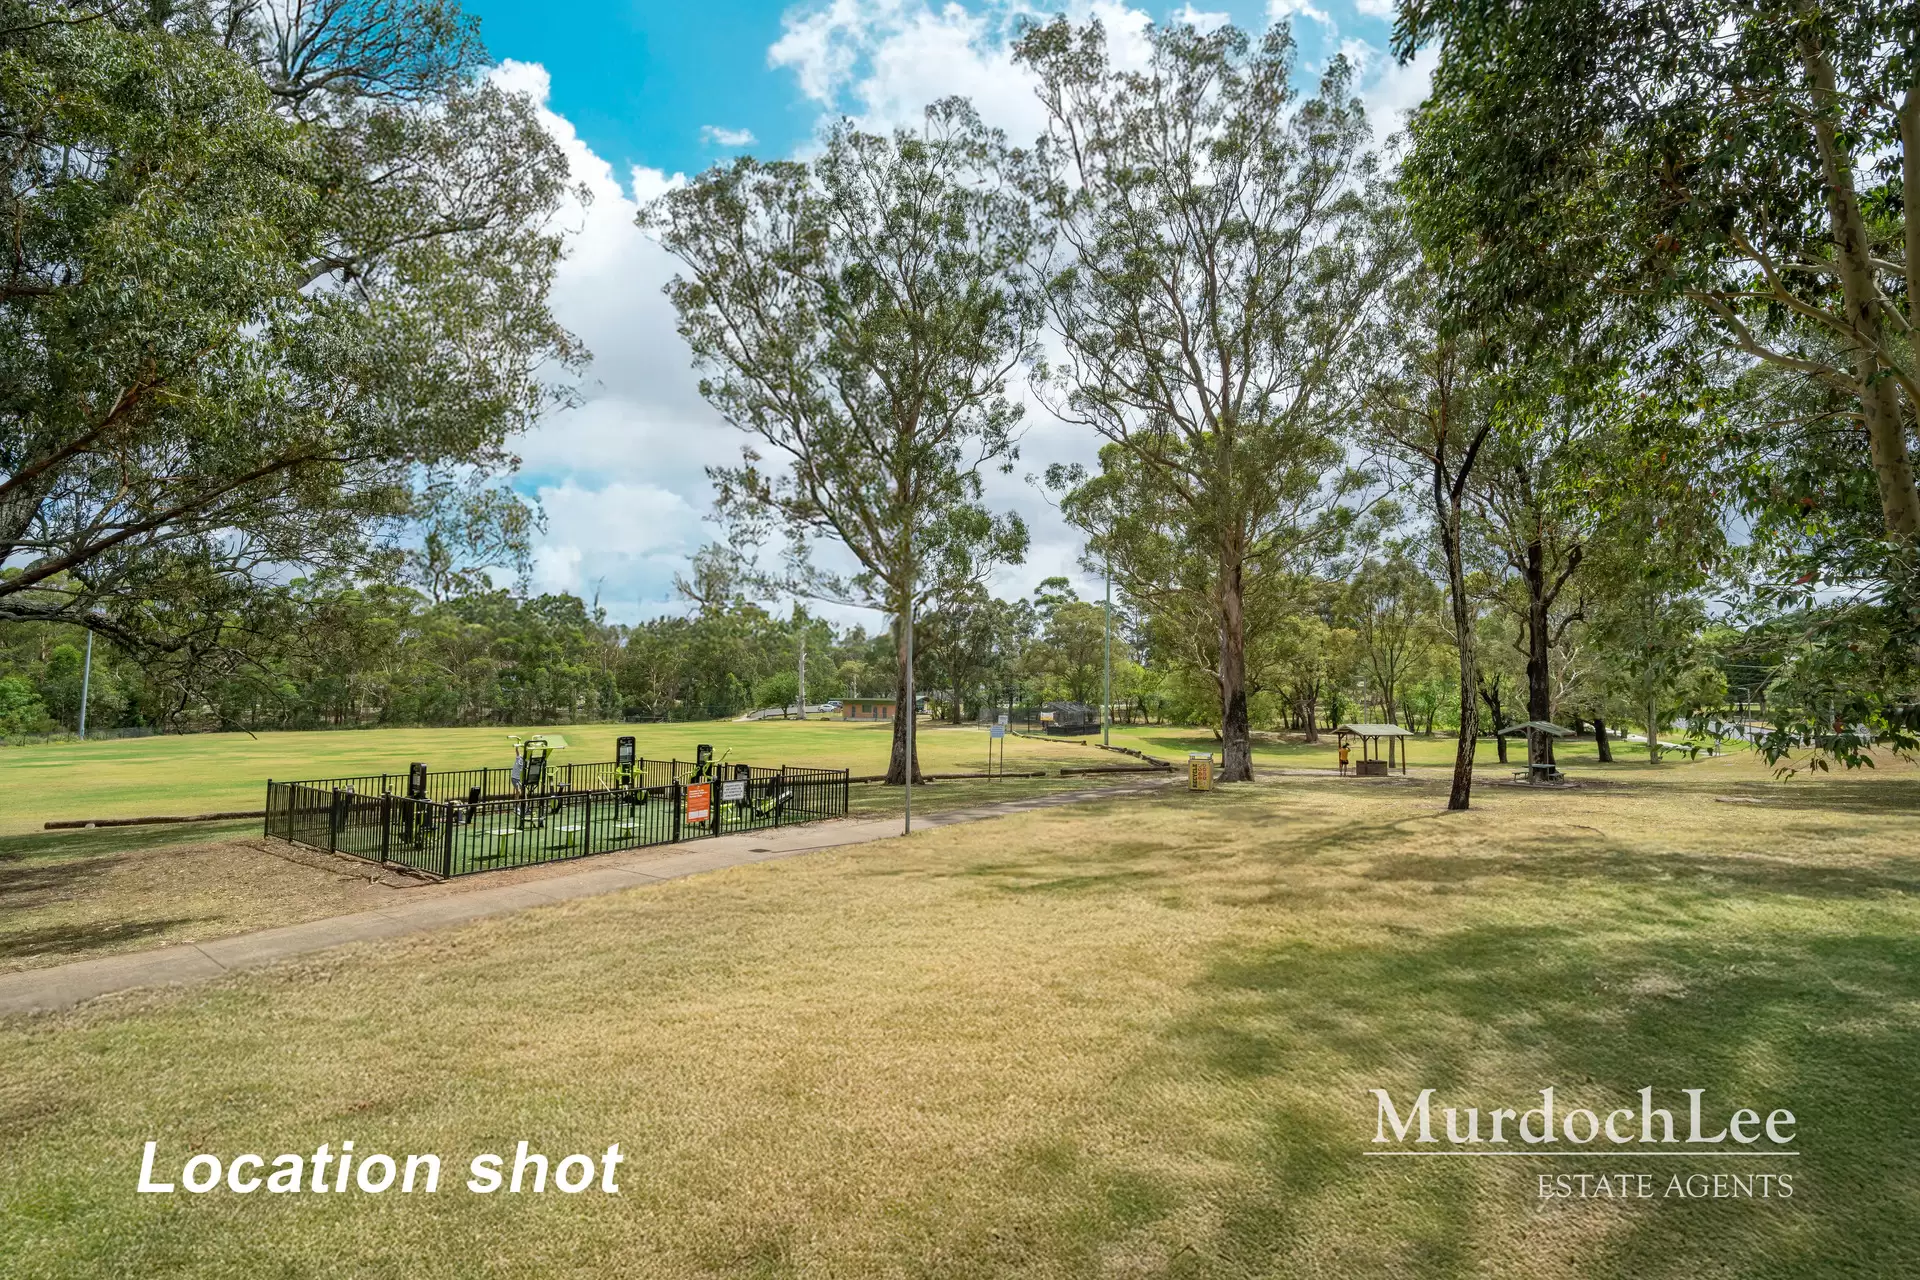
[643,99,1036,784]
[1016,18,1386,781]
[1395,0,1920,541]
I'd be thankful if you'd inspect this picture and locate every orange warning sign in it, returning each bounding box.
[685,782,712,824]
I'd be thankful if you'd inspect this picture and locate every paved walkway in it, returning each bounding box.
[0,780,1167,1018]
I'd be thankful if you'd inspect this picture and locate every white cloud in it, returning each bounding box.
[528,481,705,608]
[700,124,757,147]
[1353,0,1396,16]
[1361,42,1436,139]
[769,0,1153,138]
[1337,36,1377,72]
[1171,4,1231,32]
[1268,0,1333,29]
[483,61,731,621]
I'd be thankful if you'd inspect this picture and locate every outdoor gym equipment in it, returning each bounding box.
[688,744,731,784]
[504,733,570,832]
[269,750,850,879]
[509,733,568,796]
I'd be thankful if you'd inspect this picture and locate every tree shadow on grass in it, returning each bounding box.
[1096,915,1920,1279]
[0,820,258,867]
[1365,843,1920,902]
[0,916,207,964]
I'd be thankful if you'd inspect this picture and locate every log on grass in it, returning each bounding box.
[43,809,266,830]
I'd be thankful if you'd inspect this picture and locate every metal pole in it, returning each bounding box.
[904,593,914,837]
[797,614,806,720]
[1103,561,1112,747]
[78,632,93,740]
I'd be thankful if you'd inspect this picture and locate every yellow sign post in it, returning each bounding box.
[1188,753,1213,791]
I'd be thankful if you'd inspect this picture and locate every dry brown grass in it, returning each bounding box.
[0,774,1153,974]
[1,751,1916,1279]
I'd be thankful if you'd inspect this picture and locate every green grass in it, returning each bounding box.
[1100,721,1704,771]
[0,719,1126,835]
[2,752,1915,1277]
[0,712,1671,835]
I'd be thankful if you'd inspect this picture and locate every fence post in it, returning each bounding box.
[584,792,594,856]
[442,807,455,878]
[672,782,682,844]
[329,788,340,855]
[265,781,273,839]
[380,793,391,864]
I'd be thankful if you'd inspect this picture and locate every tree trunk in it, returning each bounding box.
[1803,34,1920,539]
[1645,695,1661,764]
[1481,681,1507,763]
[1440,498,1478,810]
[1302,690,1319,744]
[1593,715,1612,763]
[1524,538,1553,723]
[1217,566,1253,782]
[885,614,922,784]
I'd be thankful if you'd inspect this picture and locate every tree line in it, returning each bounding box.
[5,2,1913,801]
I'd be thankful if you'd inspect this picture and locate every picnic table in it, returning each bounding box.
[1500,720,1573,784]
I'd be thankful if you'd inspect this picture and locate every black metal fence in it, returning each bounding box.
[264,759,850,878]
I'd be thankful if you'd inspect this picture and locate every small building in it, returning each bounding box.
[840,697,897,721]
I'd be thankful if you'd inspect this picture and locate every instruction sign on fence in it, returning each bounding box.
[685,782,712,823]
[720,780,746,802]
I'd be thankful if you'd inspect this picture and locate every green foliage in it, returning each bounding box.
[0,674,50,736]
[644,98,1034,623]
[1018,17,1386,779]
[0,0,579,652]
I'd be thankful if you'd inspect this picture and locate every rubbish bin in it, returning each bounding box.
[1188,752,1214,792]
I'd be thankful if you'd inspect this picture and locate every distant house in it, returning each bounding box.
[840,697,897,721]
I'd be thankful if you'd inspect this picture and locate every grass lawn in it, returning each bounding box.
[3,751,1916,1277]
[0,773,1156,975]
[0,718,1125,835]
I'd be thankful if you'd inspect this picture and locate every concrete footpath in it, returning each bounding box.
[0,780,1167,1018]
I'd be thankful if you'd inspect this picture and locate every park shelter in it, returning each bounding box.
[1500,720,1573,781]
[839,698,896,721]
[1335,723,1413,776]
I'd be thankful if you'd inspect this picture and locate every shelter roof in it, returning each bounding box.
[1499,721,1573,737]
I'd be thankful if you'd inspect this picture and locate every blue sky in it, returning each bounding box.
[468,0,1432,624]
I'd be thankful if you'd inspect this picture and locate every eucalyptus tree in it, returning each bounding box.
[643,99,1037,783]
[1363,260,1497,806]
[1017,18,1387,781]
[1395,0,1920,542]
[1467,401,1601,733]
[0,0,579,661]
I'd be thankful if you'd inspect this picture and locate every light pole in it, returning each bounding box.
[78,632,93,741]
[904,590,914,836]
[1102,560,1112,747]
